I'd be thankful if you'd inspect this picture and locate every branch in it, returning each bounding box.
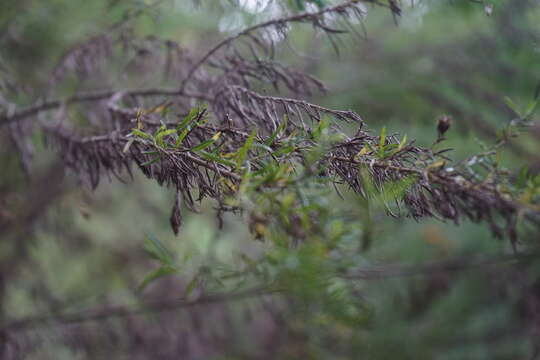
[179,150,242,181]
[0,88,211,127]
[343,251,540,280]
[1,286,280,333]
[49,132,243,182]
[179,0,378,92]
[49,117,540,236]
[229,85,363,123]
[4,252,538,333]
[329,154,540,229]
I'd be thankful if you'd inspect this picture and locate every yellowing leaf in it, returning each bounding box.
[355,146,370,159]
[427,160,446,171]
[191,132,221,151]
[212,131,222,141]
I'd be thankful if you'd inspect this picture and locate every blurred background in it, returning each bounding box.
[1,0,540,358]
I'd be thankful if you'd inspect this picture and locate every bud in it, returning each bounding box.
[437,115,452,138]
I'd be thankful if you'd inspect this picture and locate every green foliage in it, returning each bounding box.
[2,1,540,359]
[138,232,179,291]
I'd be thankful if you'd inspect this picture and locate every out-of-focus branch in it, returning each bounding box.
[0,88,211,127]
[4,251,538,333]
[343,251,540,280]
[1,286,281,333]
[179,0,383,92]
[0,161,67,234]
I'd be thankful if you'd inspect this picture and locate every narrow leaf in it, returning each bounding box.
[132,129,152,140]
[176,107,200,131]
[191,132,221,151]
[236,129,257,168]
[140,156,162,167]
[199,151,236,167]
[137,265,177,292]
[378,126,387,158]
[504,96,521,116]
[143,233,175,265]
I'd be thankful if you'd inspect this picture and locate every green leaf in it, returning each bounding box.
[265,116,288,146]
[399,134,408,150]
[385,135,407,158]
[274,145,295,156]
[176,127,190,147]
[155,129,176,148]
[378,127,387,159]
[131,128,152,140]
[379,127,387,147]
[141,150,159,155]
[140,156,162,167]
[191,132,221,151]
[143,232,175,265]
[176,107,200,131]
[137,265,177,292]
[525,99,538,119]
[236,129,257,168]
[504,96,521,116]
[312,117,330,140]
[175,107,205,147]
[379,175,417,203]
[199,151,236,167]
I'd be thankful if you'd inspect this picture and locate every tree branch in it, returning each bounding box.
[343,251,540,280]
[0,88,211,127]
[179,0,379,92]
[1,286,281,333]
[3,252,537,333]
